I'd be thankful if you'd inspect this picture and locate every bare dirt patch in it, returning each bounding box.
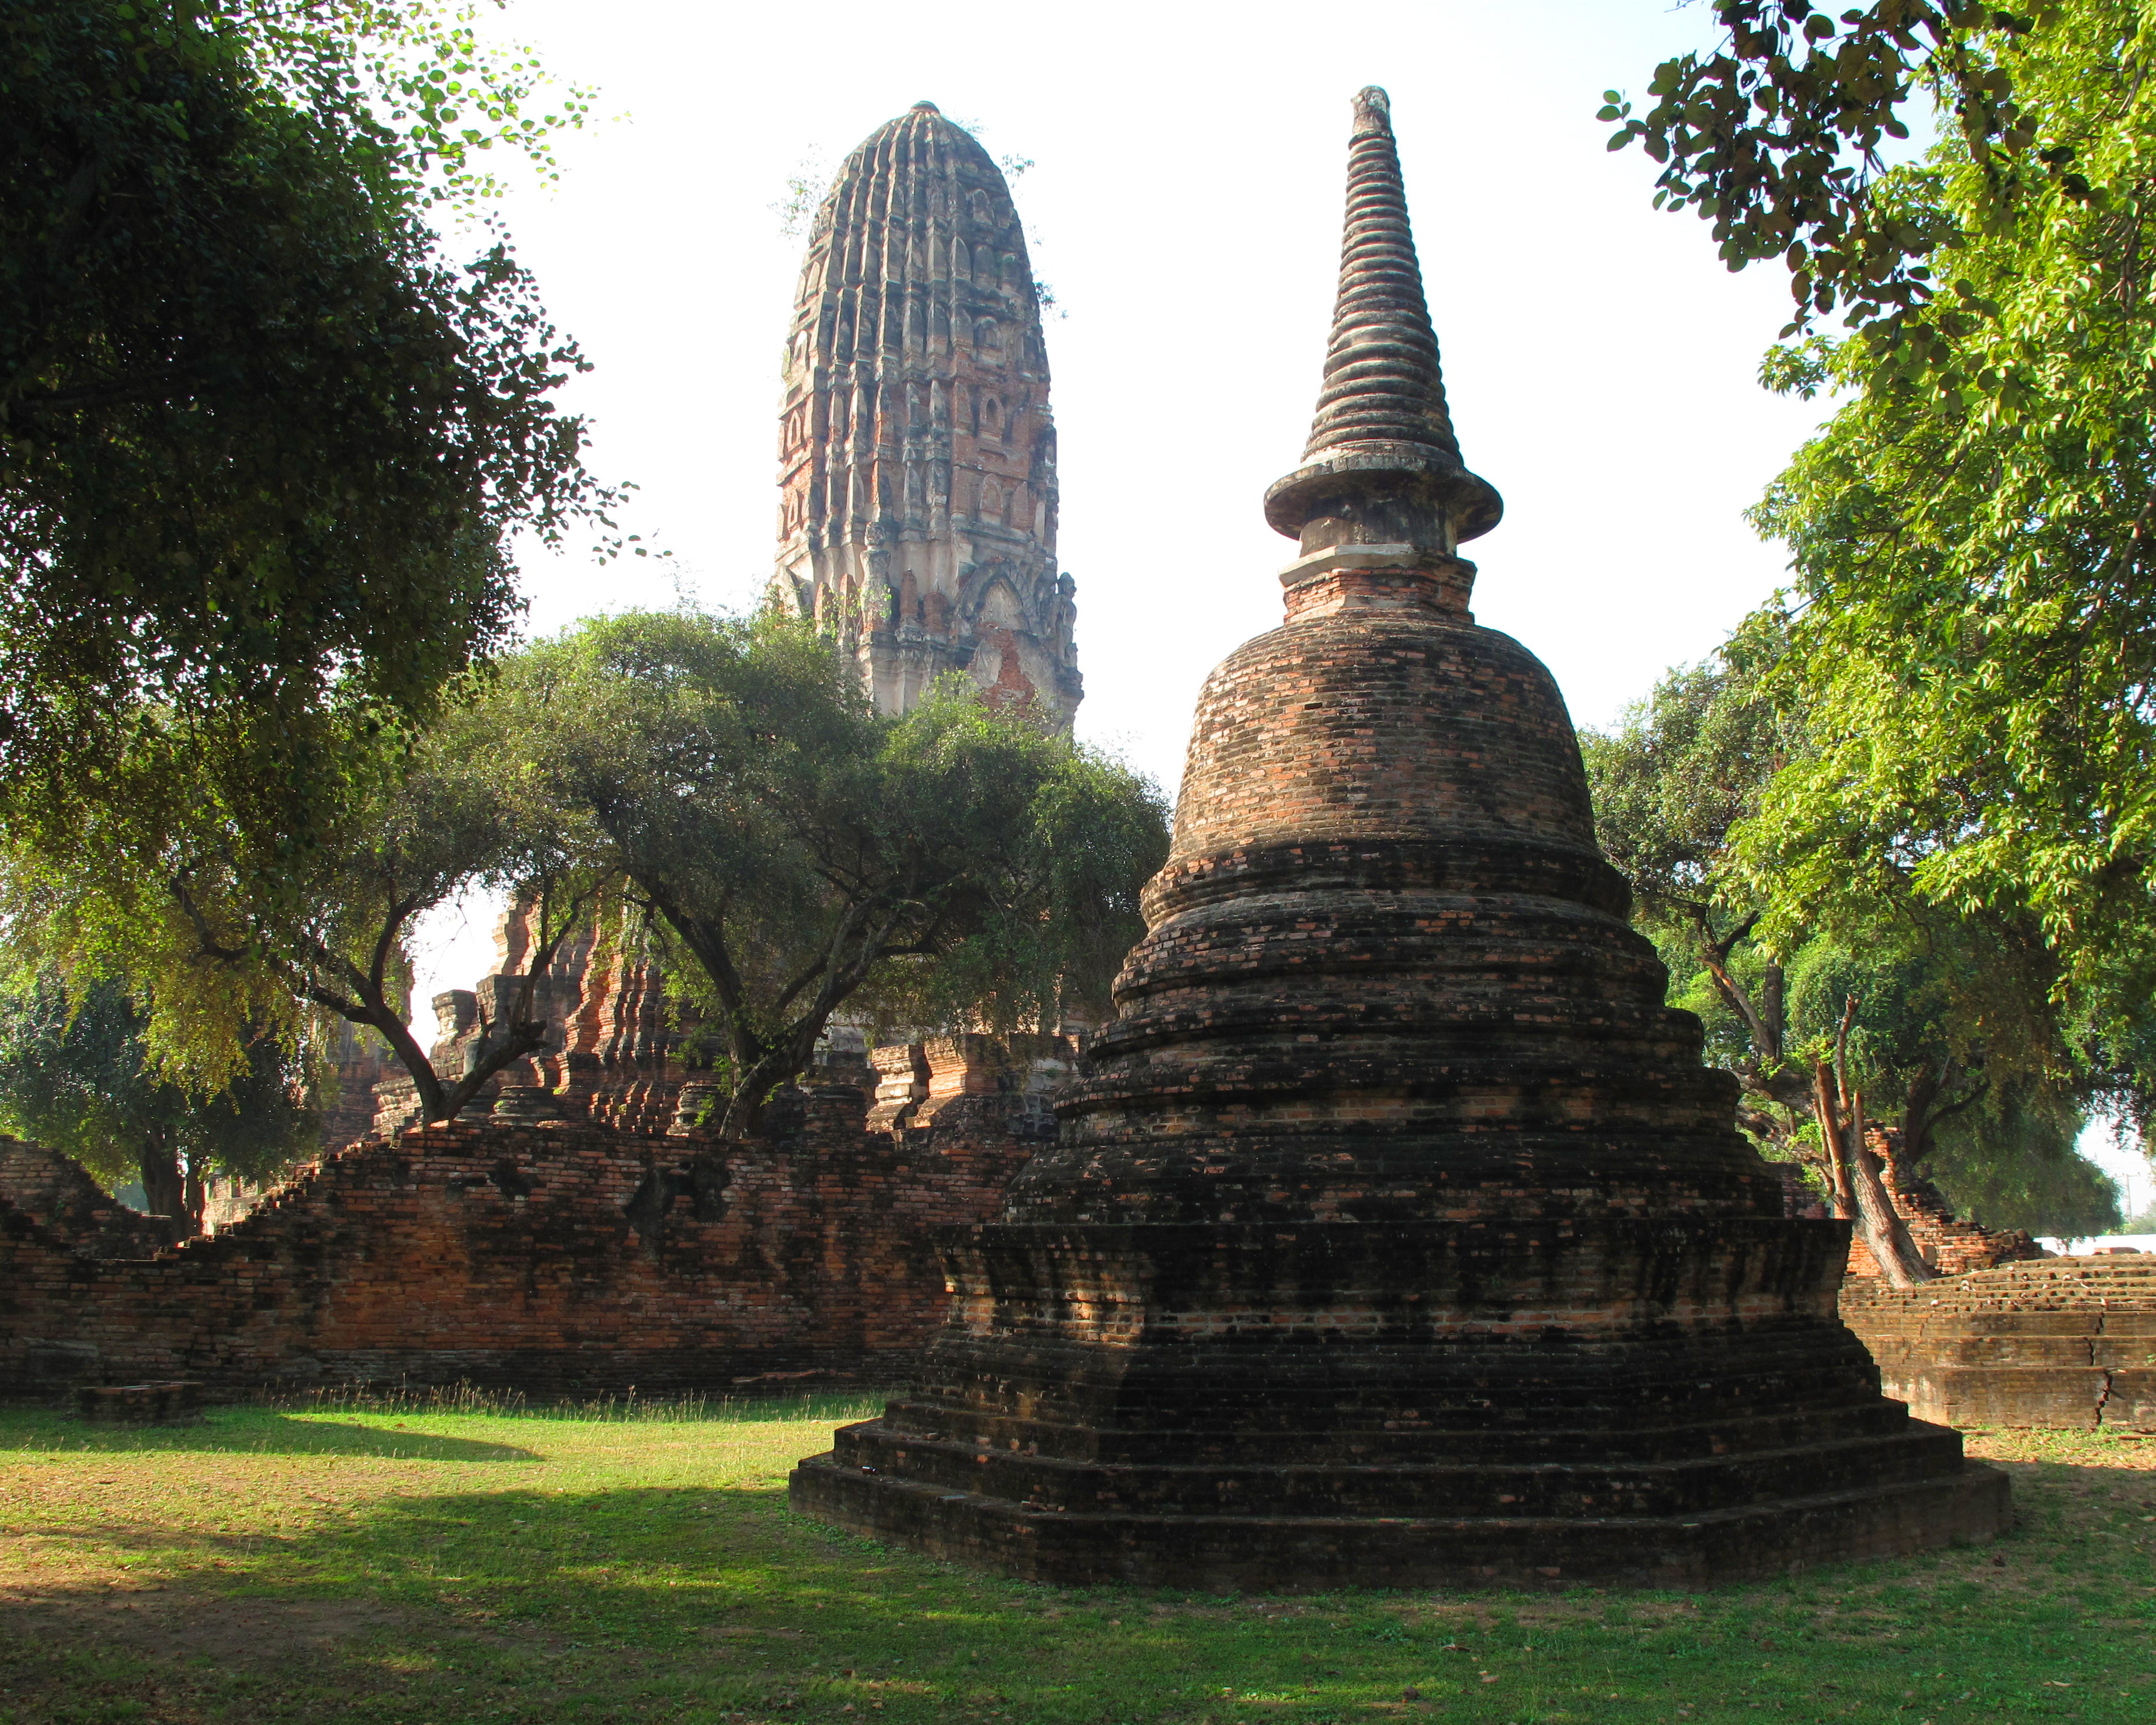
[1,1583,413,1662]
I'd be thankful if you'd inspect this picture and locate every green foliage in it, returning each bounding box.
[1926,1085,2126,1234]
[1,0,615,860]
[1611,3,2156,1146]
[1582,623,1808,1129]
[1586,633,2127,1228]
[491,609,1169,1134]
[0,971,315,1225]
[0,692,598,1123]
[1604,1,2052,336]
[1722,5,2156,1131]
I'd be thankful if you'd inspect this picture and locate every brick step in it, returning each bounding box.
[868,1390,1914,1467]
[788,1452,2011,1590]
[827,1419,1963,1519]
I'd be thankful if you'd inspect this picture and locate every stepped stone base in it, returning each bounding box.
[790,1218,2009,1590]
[1841,1256,2156,1431]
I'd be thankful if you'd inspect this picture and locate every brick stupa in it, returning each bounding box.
[790,88,2008,1588]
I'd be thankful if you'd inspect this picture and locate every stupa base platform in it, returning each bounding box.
[789,1451,2007,1591]
[788,1218,2011,1590]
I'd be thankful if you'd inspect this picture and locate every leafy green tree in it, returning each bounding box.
[0,695,601,1125]
[492,610,1169,1136]
[0,973,315,1229]
[1925,1084,2124,1237]
[1586,633,2118,1281]
[1607,3,2156,1149]
[2,0,618,861]
[1583,620,1804,1129]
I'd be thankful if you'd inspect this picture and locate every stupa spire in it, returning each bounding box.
[1264,86,1501,553]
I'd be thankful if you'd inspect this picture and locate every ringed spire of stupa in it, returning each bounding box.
[1264,86,1501,554]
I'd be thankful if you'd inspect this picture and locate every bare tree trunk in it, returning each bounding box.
[137,1128,188,1229]
[1848,1124,1934,1286]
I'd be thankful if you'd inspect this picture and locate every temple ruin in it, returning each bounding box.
[773,100,1081,724]
[339,102,1085,1140]
[789,88,2009,1590]
[0,1057,1055,1396]
[1844,1255,2156,1431]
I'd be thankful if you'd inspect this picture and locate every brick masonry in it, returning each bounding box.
[0,1088,1044,1397]
[1841,1255,2156,1430]
[0,1137,180,1260]
[790,87,2008,1590]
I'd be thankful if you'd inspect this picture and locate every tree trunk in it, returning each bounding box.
[182,1153,208,1234]
[1812,1052,1932,1288]
[1848,1126,1935,1286]
[137,1129,188,1230]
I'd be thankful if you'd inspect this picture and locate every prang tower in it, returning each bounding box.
[774,101,1081,723]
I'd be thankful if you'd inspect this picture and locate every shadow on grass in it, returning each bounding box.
[0,1431,2147,1725]
[0,1405,541,1462]
[1,1438,2151,1724]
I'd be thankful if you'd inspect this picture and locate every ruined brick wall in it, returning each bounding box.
[1845,1142,2042,1279]
[0,1136,179,1259]
[0,1088,1046,1397]
[318,1021,399,1152]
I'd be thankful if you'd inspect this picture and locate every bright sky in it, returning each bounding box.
[398,0,2149,1212]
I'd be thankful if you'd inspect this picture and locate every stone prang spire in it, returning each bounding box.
[794,89,2005,1590]
[773,102,1080,724]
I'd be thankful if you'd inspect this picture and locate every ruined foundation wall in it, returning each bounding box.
[0,1092,1045,1397]
[1841,1255,2156,1430]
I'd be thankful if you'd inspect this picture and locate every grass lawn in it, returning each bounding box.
[0,1396,2150,1725]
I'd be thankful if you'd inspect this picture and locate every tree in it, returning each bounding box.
[493,610,1169,1136]
[1604,1,2054,340]
[0,972,315,1229]
[1585,631,2116,1282]
[0,694,602,1126]
[1607,4,2156,1153]
[1583,619,1806,1131]
[1925,1084,2124,1236]
[2,0,620,860]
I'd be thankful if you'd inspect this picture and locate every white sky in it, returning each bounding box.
[398,0,2148,1212]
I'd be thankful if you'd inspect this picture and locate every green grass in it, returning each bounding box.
[1,1398,2150,1724]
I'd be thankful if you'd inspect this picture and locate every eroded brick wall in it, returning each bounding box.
[0,1137,180,1259]
[0,1087,1045,1396]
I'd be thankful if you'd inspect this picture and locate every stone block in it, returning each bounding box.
[75,1381,203,1425]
